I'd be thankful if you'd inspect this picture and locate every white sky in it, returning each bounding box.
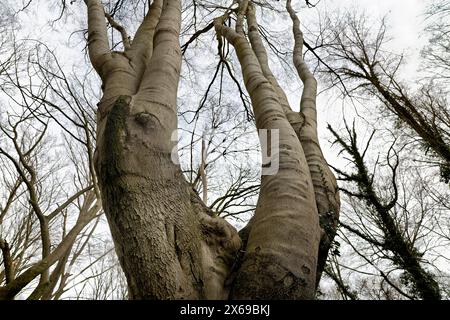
[15,0,430,87]
[18,0,429,55]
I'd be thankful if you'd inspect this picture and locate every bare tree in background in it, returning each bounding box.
[423,0,450,85]
[307,4,450,301]
[2,0,449,301]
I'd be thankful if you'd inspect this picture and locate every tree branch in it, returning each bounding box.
[104,12,130,50]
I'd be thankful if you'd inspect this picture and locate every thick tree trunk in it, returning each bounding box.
[87,0,339,300]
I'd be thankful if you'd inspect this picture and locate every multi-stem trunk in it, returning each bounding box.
[87,0,339,300]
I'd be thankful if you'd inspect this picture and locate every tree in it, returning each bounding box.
[423,0,450,85]
[0,37,107,300]
[328,122,442,300]
[310,7,450,300]
[316,11,450,182]
[85,0,339,299]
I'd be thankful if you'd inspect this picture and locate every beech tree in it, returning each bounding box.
[85,0,339,299]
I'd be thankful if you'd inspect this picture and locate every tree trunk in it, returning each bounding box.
[87,0,339,300]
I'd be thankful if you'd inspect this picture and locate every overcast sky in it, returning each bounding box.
[19,0,429,48]
[12,0,432,145]
[12,0,433,164]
